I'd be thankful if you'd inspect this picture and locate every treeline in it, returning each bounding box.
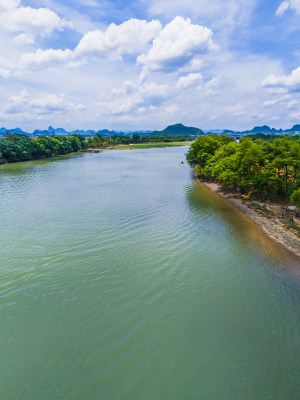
[86,133,193,147]
[0,132,193,163]
[187,135,300,204]
[246,133,300,141]
[0,133,86,163]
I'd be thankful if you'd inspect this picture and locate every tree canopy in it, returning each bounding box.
[187,135,300,203]
[0,133,86,163]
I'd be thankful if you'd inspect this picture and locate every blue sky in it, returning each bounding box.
[0,0,300,131]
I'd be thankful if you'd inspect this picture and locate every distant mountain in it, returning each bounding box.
[204,129,224,134]
[222,129,235,134]
[48,126,68,134]
[247,125,281,134]
[152,123,204,136]
[0,127,29,135]
[0,124,299,137]
[285,124,300,133]
[32,129,49,135]
[72,129,97,135]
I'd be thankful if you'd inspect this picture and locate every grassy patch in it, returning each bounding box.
[107,142,192,150]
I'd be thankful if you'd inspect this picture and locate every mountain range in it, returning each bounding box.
[0,124,299,137]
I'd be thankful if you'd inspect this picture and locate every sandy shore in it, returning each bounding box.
[196,178,300,258]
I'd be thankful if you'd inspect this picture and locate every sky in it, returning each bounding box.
[0,0,300,132]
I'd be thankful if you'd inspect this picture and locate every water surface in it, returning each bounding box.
[1,147,300,400]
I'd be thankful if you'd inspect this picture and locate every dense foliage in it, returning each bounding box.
[0,133,86,163]
[187,135,300,203]
[86,133,193,147]
[0,132,193,163]
[247,133,300,141]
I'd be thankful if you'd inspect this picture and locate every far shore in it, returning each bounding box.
[86,141,193,151]
[195,177,300,258]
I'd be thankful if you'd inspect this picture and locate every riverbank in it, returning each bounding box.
[195,177,300,258]
[87,141,193,151]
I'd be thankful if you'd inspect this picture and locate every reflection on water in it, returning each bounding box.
[186,179,299,269]
[1,146,300,400]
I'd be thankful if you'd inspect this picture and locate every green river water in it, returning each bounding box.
[0,146,300,400]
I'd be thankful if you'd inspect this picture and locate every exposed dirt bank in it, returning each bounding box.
[196,178,300,258]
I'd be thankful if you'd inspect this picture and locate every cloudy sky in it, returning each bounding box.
[0,0,300,131]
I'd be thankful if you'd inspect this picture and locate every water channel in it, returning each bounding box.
[0,146,299,399]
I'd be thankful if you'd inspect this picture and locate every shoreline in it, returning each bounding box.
[88,141,193,151]
[195,177,300,258]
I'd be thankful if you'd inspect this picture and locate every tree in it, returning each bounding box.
[290,188,300,208]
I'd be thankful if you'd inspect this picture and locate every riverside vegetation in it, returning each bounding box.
[0,133,193,163]
[0,133,86,163]
[187,135,300,253]
[186,132,300,238]
[187,134,300,206]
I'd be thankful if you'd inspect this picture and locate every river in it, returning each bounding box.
[1,146,300,400]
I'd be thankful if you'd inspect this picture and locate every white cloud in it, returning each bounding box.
[4,90,85,115]
[262,99,278,107]
[222,104,246,116]
[75,18,162,58]
[137,17,217,71]
[287,100,298,109]
[276,1,290,15]
[0,0,20,11]
[147,0,255,28]
[176,72,203,89]
[101,80,170,116]
[139,66,149,84]
[165,104,179,114]
[0,4,68,40]
[289,111,300,119]
[14,33,35,45]
[267,87,288,94]
[0,17,216,79]
[4,89,28,113]
[261,94,299,110]
[19,48,73,73]
[276,0,300,15]
[0,48,74,77]
[262,67,300,90]
[111,80,137,95]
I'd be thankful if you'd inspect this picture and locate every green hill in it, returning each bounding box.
[152,123,204,136]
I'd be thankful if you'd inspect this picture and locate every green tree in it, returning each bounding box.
[290,188,300,208]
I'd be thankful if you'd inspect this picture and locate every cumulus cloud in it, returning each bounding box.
[0,17,217,78]
[4,90,85,115]
[0,0,21,11]
[0,48,73,77]
[0,2,68,41]
[4,89,28,113]
[137,17,217,71]
[101,80,170,116]
[0,18,161,77]
[14,33,35,45]
[276,0,300,15]
[262,67,300,91]
[19,49,73,71]
[75,18,162,58]
[176,72,203,89]
[261,94,299,111]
